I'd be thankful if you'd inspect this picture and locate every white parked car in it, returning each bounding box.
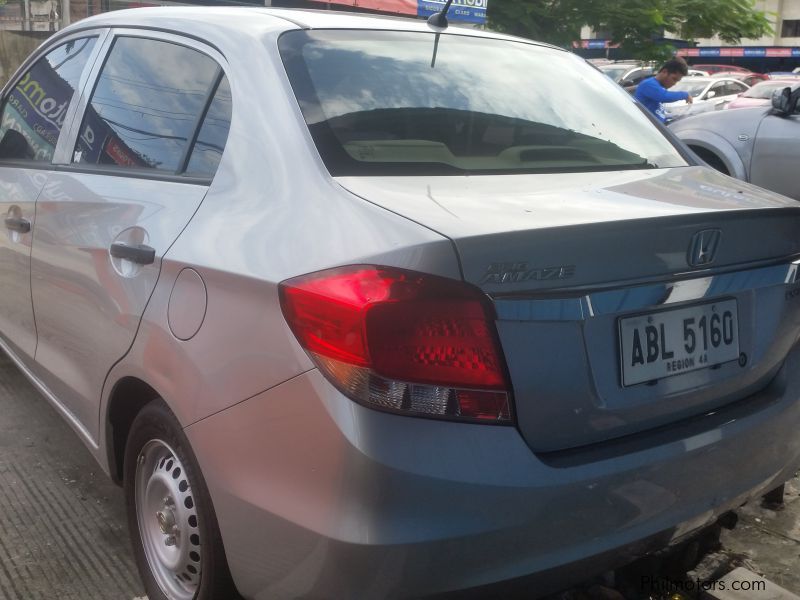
[664,76,750,121]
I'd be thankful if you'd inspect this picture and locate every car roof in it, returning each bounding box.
[752,79,799,87]
[599,61,641,67]
[58,6,555,49]
[678,77,717,84]
[693,63,749,70]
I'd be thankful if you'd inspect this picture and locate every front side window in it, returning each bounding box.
[0,37,97,162]
[279,30,687,176]
[74,37,224,174]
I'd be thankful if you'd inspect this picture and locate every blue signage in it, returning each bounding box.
[743,47,766,57]
[698,48,720,57]
[586,39,607,49]
[417,0,487,24]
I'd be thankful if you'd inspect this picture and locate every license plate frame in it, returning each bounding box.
[618,299,740,387]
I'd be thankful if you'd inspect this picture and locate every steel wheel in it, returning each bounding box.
[135,439,202,600]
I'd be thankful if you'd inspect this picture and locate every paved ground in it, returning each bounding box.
[0,352,144,600]
[0,349,798,600]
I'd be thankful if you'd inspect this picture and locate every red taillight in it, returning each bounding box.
[279,265,511,423]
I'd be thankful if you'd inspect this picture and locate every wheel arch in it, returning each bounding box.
[105,377,162,484]
[674,129,748,181]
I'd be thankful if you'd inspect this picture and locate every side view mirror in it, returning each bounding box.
[705,90,717,99]
[771,87,794,114]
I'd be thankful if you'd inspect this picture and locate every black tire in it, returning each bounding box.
[123,399,241,600]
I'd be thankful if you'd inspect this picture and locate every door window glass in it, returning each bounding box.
[709,82,725,97]
[0,37,97,162]
[74,36,219,173]
[185,74,232,178]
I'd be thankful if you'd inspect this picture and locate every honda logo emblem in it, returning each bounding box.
[687,229,721,268]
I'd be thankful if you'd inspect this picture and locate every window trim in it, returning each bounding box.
[55,27,231,183]
[0,29,109,170]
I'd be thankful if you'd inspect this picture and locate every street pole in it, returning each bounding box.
[61,0,71,28]
[23,0,31,30]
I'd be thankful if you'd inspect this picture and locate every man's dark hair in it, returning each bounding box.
[660,58,689,76]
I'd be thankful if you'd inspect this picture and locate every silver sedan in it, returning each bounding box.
[1,7,800,600]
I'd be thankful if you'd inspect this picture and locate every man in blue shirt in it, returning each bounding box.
[634,58,693,123]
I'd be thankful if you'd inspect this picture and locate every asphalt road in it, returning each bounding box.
[0,352,144,600]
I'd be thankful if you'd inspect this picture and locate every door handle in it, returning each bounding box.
[4,216,31,233]
[110,242,156,265]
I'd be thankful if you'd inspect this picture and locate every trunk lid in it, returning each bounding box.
[337,166,800,451]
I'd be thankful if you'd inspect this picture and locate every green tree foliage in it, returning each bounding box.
[488,0,772,60]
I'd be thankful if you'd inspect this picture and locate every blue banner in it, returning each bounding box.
[743,47,766,57]
[698,48,720,57]
[417,0,487,24]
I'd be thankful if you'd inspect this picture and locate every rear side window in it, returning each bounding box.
[279,30,687,176]
[0,37,97,162]
[74,36,231,177]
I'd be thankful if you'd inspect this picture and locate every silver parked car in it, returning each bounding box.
[671,83,800,200]
[2,7,800,600]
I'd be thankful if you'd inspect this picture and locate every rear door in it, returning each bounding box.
[0,33,101,361]
[29,30,233,439]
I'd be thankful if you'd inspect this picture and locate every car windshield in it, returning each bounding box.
[279,30,686,176]
[670,80,709,97]
[742,81,793,99]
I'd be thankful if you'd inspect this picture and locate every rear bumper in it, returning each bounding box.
[186,347,800,600]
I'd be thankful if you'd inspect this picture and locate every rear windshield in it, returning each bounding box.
[278,30,687,176]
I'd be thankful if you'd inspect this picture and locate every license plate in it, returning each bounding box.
[619,299,739,387]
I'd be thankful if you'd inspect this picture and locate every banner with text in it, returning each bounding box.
[305,0,487,24]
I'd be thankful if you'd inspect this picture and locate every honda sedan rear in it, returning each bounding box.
[1,8,800,600]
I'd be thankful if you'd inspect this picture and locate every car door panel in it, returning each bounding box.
[28,31,226,440]
[750,115,800,199]
[30,174,208,435]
